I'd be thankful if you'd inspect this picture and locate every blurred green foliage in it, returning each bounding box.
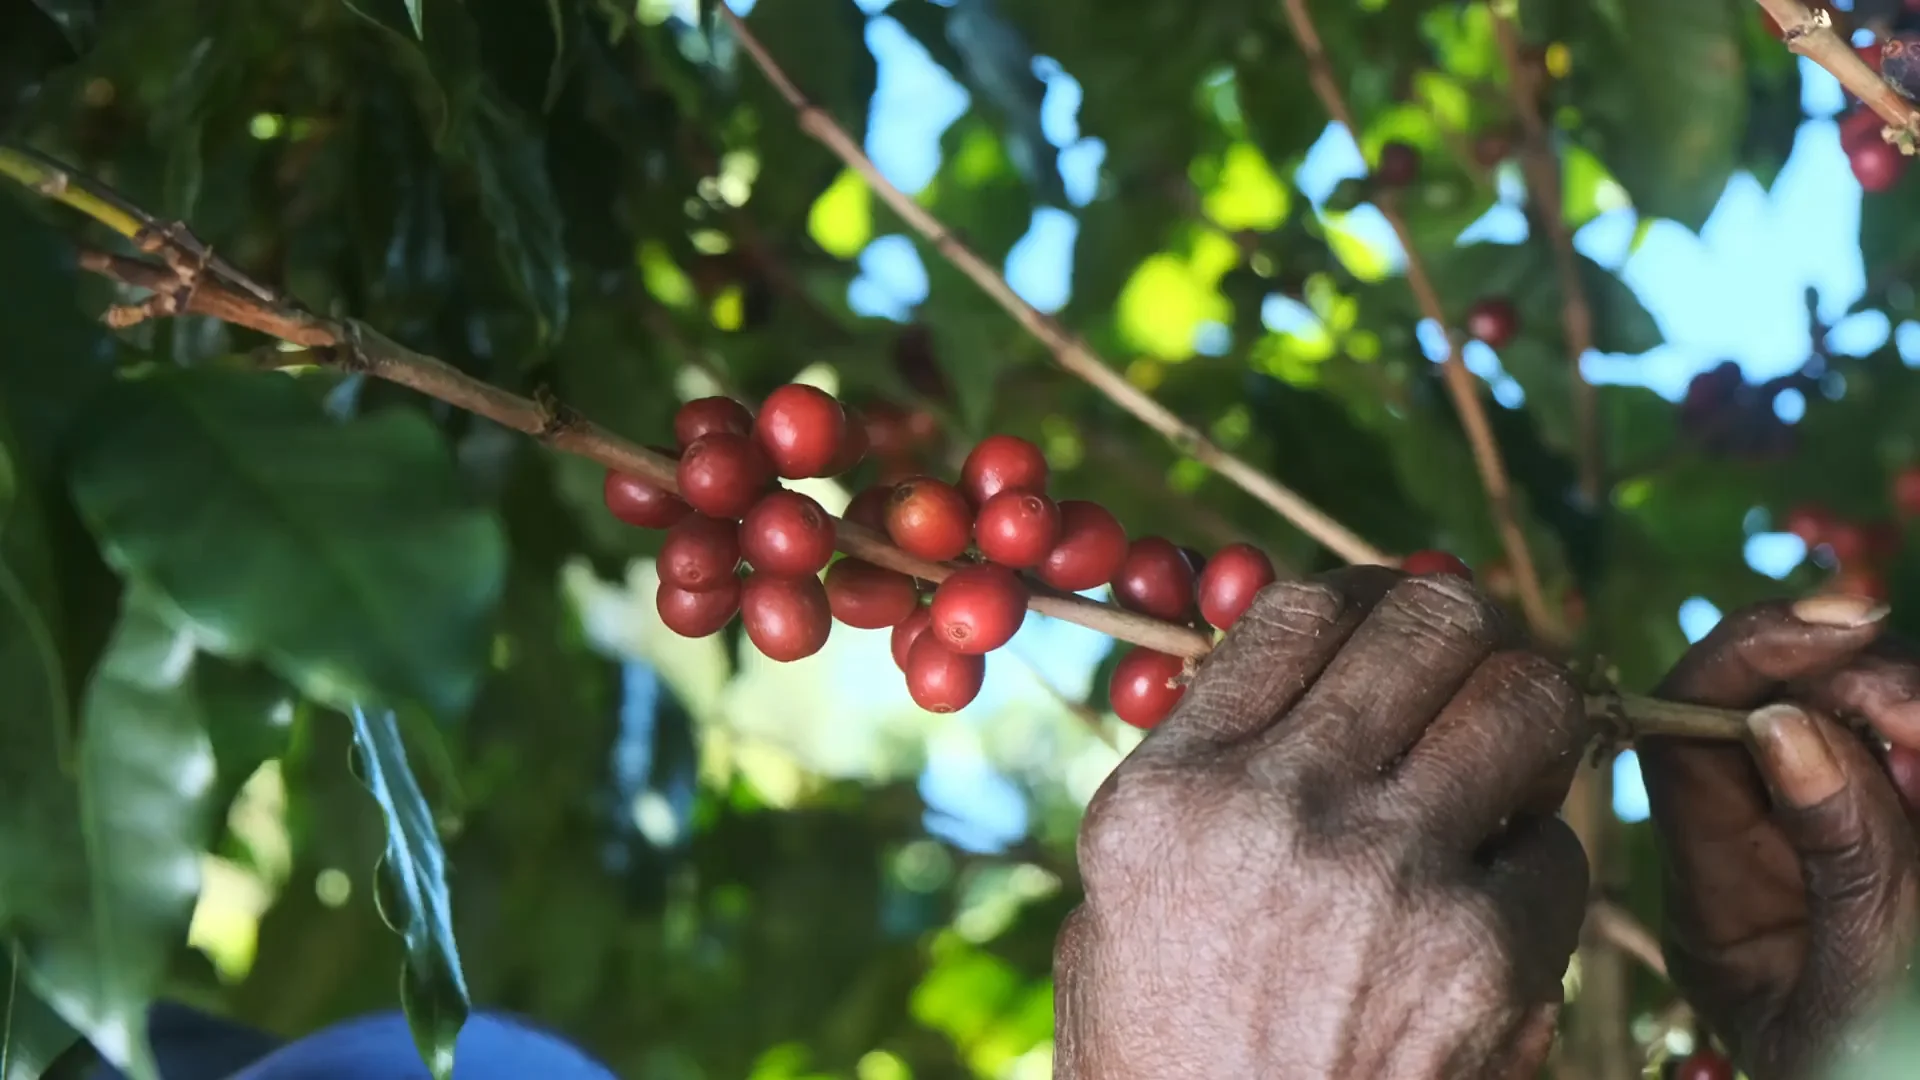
[1,0,1917,1077]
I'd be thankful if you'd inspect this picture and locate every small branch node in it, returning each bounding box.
[532,387,583,440]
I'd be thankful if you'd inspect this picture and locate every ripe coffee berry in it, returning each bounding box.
[740,491,837,576]
[904,635,987,713]
[756,384,848,478]
[1825,520,1868,564]
[1038,500,1129,592]
[975,490,1061,569]
[929,565,1029,654]
[842,485,893,533]
[1374,141,1420,188]
[677,433,773,518]
[740,573,832,662]
[1466,297,1519,348]
[1896,466,1920,517]
[960,434,1049,506]
[823,408,870,475]
[824,559,919,629]
[1113,537,1198,622]
[1401,549,1473,579]
[674,396,754,448]
[603,468,690,529]
[1198,543,1278,630]
[886,478,974,562]
[659,514,741,592]
[656,579,741,638]
[1840,107,1885,156]
[1783,503,1833,545]
[891,608,932,671]
[1109,648,1186,730]
[1672,1049,1734,1080]
[1851,138,1907,193]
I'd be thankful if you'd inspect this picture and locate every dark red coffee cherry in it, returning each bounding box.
[1672,1048,1735,1080]
[1198,543,1278,630]
[1852,137,1907,193]
[755,384,847,479]
[603,468,690,530]
[886,477,973,562]
[740,572,832,662]
[891,608,932,672]
[1374,141,1420,188]
[904,635,986,713]
[960,434,1048,506]
[823,407,870,475]
[740,490,837,576]
[929,565,1029,655]
[975,490,1062,569]
[658,514,741,592]
[824,558,919,629]
[1784,503,1834,545]
[1401,549,1473,579]
[1109,648,1186,730]
[842,485,893,533]
[1466,297,1518,348]
[674,396,754,448]
[1038,500,1129,592]
[677,433,773,519]
[1113,537,1197,622]
[656,578,741,638]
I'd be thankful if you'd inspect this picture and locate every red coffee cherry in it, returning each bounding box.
[603,468,690,530]
[1852,138,1907,193]
[659,514,741,592]
[886,478,973,562]
[975,490,1061,569]
[1198,543,1278,630]
[1784,503,1834,545]
[1373,141,1419,188]
[960,434,1049,506]
[1896,467,1920,517]
[740,573,832,662]
[823,407,870,475]
[842,485,893,533]
[1401,549,1473,579]
[1841,107,1886,156]
[904,635,987,713]
[677,433,773,519]
[755,384,847,479]
[1109,648,1186,730]
[1113,537,1198,621]
[1466,297,1518,348]
[674,396,754,448]
[824,558,919,629]
[1038,500,1129,592]
[1672,1049,1735,1080]
[929,565,1029,654]
[656,578,741,638]
[863,402,916,458]
[891,608,932,672]
[1826,520,1869,564]
[740,490,837,576]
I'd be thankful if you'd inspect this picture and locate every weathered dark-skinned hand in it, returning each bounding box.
[1053,567,1590,1080]
[1642,594,1920,1080]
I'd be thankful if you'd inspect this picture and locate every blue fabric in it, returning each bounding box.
[84,1004,616,1080]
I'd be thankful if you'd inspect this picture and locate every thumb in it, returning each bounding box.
[1743,703,1920,1074]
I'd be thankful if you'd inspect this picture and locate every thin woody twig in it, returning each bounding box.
[712,5,1391,569]
[1490,13,1604,507]
[1588,900,1668,980]
[1,146,1758,746]
[1275,0,1560,640]
[1752,0,1920,147]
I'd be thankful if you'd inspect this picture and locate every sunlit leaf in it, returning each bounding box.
[350,706,469,1080]
[68,369,506,718]
[808,169,874,260]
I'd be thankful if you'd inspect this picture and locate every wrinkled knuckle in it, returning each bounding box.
[1482,652,1584,739]
[1385,575,1502,646]
[1239,579,1347,638]
[1076,765,1186,892]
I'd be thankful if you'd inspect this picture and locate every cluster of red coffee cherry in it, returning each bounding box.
[601,387,1474,730]
[1781,464,1920,601]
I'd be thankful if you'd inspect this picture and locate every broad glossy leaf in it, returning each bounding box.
[0,199,113,477]
[1,948,78,1080]
[349,706,469,1080]
[405,0,424,38]
[460,97,571,344]
[68,369,506,718]
[18,588,216,1080]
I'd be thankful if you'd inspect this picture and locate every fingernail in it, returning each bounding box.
[1790,594,1891,628]
[1748,704,1846,808]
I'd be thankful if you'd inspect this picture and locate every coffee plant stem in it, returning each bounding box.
[0,147,1751,747]
[1753,0,1920,144]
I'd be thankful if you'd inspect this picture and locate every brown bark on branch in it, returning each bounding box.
[1753,0,1920,147]
[2,145,1751,747]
